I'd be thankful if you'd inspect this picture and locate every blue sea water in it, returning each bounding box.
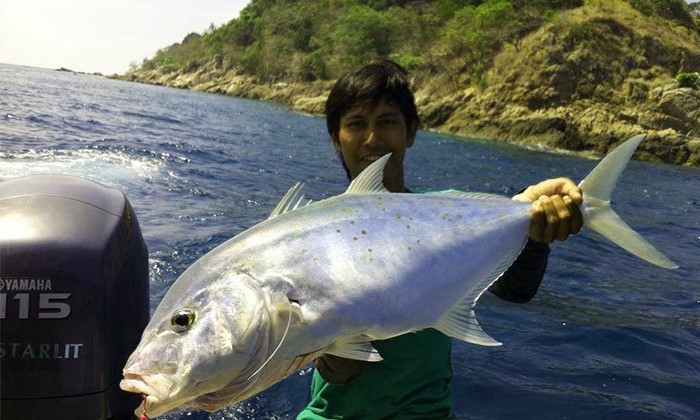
[1,63,699,419]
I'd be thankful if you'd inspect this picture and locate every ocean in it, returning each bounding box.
[1,63,699,419]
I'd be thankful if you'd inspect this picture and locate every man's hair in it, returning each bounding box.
[325,59,420,139]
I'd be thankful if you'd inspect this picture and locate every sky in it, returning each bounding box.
[0,0,251,75]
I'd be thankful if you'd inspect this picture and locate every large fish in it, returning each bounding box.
[120,134,677,417]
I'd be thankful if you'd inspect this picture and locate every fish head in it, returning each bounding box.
[120,271,276,417]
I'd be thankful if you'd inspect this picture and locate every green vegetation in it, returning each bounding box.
[628,0,695,25]
[131,0,699,86]
[676,71,700,88]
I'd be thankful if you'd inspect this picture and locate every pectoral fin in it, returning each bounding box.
[325,337,383,362]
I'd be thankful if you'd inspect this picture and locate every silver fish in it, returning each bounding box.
[120,134,677,417]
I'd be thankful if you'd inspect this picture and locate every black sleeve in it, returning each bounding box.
[488,239,550,303]
[314,354,366,385]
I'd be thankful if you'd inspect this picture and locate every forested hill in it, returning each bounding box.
[120,0,700,167]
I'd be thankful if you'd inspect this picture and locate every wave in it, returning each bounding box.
[0,147,173,192]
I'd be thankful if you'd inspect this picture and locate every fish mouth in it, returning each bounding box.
[120,373,181,418]
[120,373,160,397]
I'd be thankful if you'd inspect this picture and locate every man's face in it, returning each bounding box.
[332,99,416,191]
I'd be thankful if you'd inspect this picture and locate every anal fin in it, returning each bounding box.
[434,305,501,346]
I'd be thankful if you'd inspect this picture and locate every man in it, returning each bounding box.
[297,60,583,419]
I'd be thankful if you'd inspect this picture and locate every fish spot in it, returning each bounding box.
[350,220,355,225]
[336,229,341,233]
[368,248,372,253]
[353,236,358,241]
[361,230,367,235]
[395,214,402,220]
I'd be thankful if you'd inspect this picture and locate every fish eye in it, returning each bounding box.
[171,309,196,333]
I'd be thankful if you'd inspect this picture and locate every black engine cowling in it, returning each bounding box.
[0,175,149,419]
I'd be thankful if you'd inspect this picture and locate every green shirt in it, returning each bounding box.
[297,328,454,419]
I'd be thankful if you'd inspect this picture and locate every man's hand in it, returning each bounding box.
[512,177,583,243]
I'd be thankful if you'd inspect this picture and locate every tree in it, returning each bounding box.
[328,5,400,72]
[443,1,516,64]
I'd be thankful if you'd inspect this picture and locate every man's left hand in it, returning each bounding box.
[512,177,583,243]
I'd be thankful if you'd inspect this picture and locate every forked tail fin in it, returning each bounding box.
[579,134,678,269]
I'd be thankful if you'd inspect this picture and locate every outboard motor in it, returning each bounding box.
[0,175,149,419]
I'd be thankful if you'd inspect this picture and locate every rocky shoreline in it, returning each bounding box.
[115,64,700,168]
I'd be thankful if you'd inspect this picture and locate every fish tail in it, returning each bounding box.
[579,134,678,269]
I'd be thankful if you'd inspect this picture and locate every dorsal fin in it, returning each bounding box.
[268,182,313,218]
[345,154,391,194]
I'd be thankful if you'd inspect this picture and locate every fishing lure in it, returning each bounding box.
[141,394,150,420]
